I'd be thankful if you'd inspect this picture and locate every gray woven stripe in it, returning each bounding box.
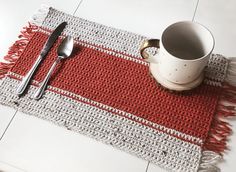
[204,54,229,86]
[0,77,201,172]
[41,8,146,58]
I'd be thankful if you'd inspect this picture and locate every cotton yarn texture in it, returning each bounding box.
[0,6,236,172]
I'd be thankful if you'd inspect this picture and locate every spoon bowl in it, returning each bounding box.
[58,36,74,59]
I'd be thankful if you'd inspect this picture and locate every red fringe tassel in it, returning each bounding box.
[203,83,236,155]
[0,23,38,79]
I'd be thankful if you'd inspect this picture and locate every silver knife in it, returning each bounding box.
[16,22,67,95]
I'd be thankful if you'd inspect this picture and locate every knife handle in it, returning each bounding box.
[16,55,43,95]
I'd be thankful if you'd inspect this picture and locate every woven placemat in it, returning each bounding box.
[0,6,236,172]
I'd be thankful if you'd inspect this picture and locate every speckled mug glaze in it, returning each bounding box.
[140,21,215,84]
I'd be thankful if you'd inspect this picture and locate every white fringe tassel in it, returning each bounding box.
[225,57,236,86]
[30,4,50,26]
[198,151,222,172]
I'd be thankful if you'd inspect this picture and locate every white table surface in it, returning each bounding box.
[0,0,236,171]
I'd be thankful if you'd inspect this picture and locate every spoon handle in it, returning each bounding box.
[16,55,43,95]
[33,58,60,100]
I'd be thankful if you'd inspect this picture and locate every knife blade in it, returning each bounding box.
[16,22,67,95]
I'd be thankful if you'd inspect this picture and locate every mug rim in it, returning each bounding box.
[161,21,215,62]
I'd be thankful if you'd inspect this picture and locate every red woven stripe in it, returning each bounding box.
[10,31,222,140]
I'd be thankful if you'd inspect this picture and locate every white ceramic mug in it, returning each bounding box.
[140,21,215,90]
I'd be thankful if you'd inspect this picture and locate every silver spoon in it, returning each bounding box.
[33,36,74,100]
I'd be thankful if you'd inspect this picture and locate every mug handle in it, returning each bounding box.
[140,39,160,62]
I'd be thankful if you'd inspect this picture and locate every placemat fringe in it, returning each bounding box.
[225,57,236,86]
[0,24,37,79]
[203,113,232,154]
[30,4,50,26]
[198,151,221,172]
[0,4,49,79]
[201,58,236,171]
